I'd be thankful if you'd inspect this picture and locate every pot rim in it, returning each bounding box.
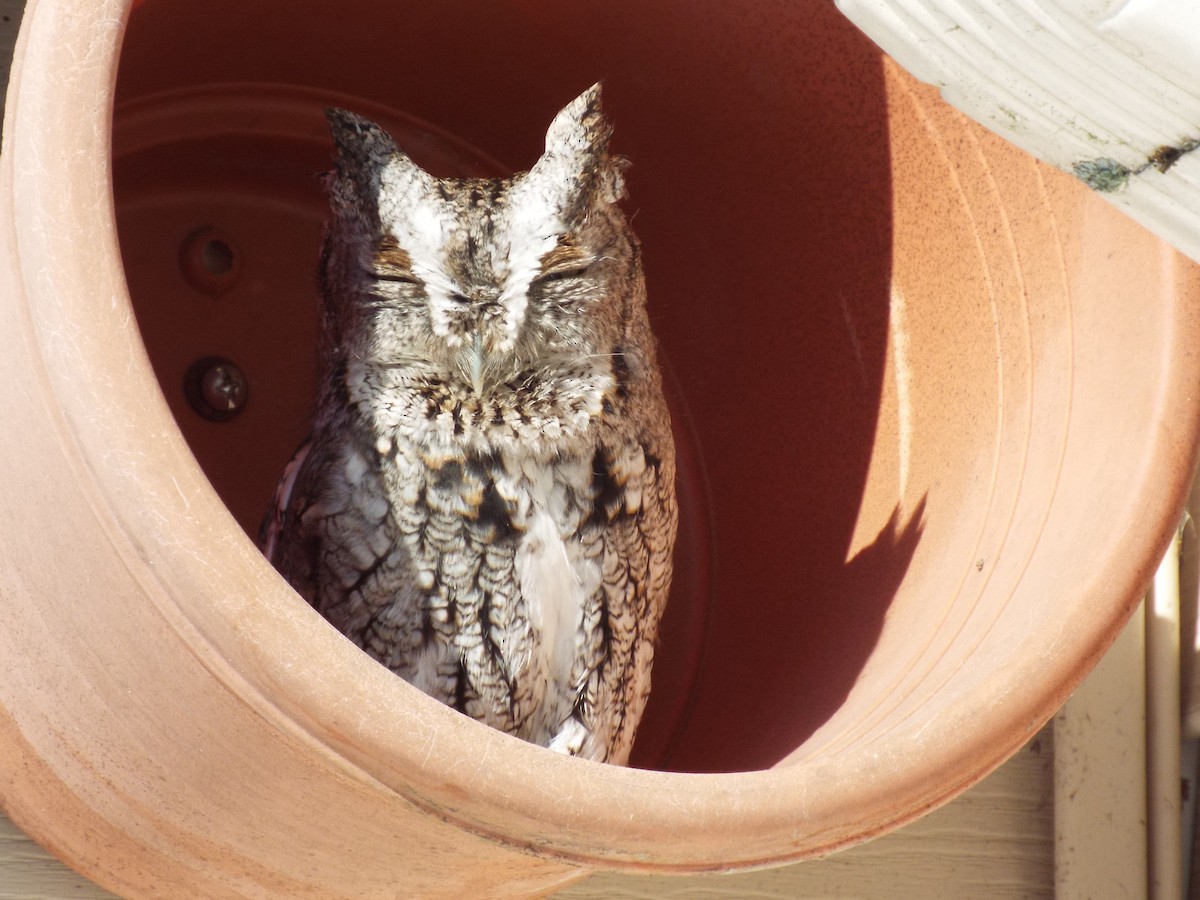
[2,0,1197,883]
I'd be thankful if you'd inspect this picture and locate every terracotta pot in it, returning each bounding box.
[3,0,1198,896]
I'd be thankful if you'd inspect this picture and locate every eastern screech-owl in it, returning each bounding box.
[260,85,677,765]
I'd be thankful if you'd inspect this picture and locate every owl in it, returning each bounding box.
[260,84,677,765]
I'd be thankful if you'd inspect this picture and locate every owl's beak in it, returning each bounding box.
[468,333,485,397]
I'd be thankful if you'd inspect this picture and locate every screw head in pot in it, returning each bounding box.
[184,356,248,421]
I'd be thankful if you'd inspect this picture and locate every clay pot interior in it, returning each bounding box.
[4,0,1190,888]
[111,0,1200,775]
[113,0,907,772]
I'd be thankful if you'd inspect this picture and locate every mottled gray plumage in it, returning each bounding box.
[260,85,677,764]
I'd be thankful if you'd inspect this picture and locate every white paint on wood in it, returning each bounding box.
[1148,533,1183,900]
[837,0,1200,266]
[1053,606,1148,900]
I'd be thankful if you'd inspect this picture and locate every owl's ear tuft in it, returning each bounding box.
[531,83,627,213]
[324,108,437,221]
[323,109,390,215]
[543,83,611,163]
[325,109,402,179]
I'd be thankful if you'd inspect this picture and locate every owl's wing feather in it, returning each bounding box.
[566,433,677,764]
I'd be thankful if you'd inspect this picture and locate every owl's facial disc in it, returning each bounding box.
[373,181,573,360]
[333,85,622,400]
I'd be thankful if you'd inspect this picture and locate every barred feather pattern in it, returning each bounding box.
[261,85,677,764]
